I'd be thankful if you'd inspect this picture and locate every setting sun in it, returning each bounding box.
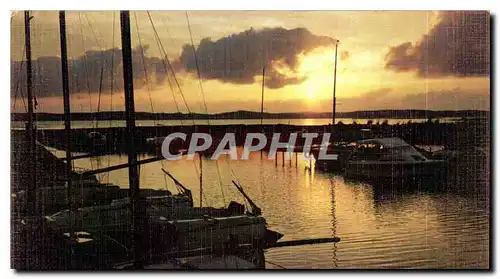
[10,11,490,113]
[307,90,314,99]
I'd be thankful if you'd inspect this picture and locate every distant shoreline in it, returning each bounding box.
[11,109,489,122]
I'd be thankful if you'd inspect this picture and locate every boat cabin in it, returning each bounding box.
[350,137,428,162]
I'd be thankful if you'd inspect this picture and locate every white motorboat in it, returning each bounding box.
[344,137,446,182]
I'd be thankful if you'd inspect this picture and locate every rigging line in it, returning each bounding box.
[12,44,28,112]
[149,12,206,200]
[226,158,249,210]
[166,77,185,127]
[96,67,104,129]
[73,17,96,171]
[83,13,103,51]
[106,11,116,184]
[161,57,182,119]
[227,161,242,189]
[133,11,170,191]
[185,12,230,205]
[144,16,184,189]
[77,12,94,125]
[156,15,185,126]
[12,47,24,110]
[139,18,182,192]
[214,160,226,205]
[84,13,108,124]
[191,154,210,207]
[153,59,180,191]
[64,21,77,173]
[133,12,155,119]
[265,260,287,269]
[198,157,208,207]
[156,15,185,127]
[158,15,179,56]
[145,16,185,191]
[33,62,42,112]
[185,11,209,125]
[160,159,169,192]
[185,11,227,205]
[146,12,194,120]
[147,16,181,112]
[147,15,189,127]
[162,70,197,191]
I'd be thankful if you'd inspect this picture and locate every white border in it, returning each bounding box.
[1,1,498,278]
[3,0,499,11]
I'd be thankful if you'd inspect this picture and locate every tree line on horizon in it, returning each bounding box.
[11,109,489,122]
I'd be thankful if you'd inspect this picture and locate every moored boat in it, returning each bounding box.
[344,137,446,184]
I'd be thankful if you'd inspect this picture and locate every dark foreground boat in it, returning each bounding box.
[11,139,193,216]
[11,11,342,270]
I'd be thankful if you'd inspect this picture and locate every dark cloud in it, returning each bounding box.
[385,11,490,78]
[11,45,168,97]
[177,27,336,89]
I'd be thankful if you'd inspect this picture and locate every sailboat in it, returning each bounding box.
[12,11,273,269]
[12,11,342,270]
[309,40,355,172]
[10,11,193,217]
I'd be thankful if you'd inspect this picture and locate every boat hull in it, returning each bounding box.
[345,160,446,184]
[312,148,353,172]
[12,186,180,216]
[36,198,266,256]
[156,216,268,253]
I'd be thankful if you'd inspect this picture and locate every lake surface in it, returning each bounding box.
[56,147,489,269]
[11,117,461,130]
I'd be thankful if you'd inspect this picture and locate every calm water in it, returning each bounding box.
[11,117,461,130]
[57,148,489,269]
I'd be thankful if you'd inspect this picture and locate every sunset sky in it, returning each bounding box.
[10,11,490,114]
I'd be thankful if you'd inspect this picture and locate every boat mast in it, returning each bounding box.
[332,40,339,126]
[260,65,265,158]
[260,66,265,126]
[58,11,73,222]
[24,11,36,215]
[120,11,142,268]
[199,153,202,207]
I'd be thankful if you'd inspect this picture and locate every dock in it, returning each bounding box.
[12,120,489,156]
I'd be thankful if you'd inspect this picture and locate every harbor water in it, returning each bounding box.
[58,147,489,269]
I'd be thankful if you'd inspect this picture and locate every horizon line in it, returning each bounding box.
[10,109,490,115]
